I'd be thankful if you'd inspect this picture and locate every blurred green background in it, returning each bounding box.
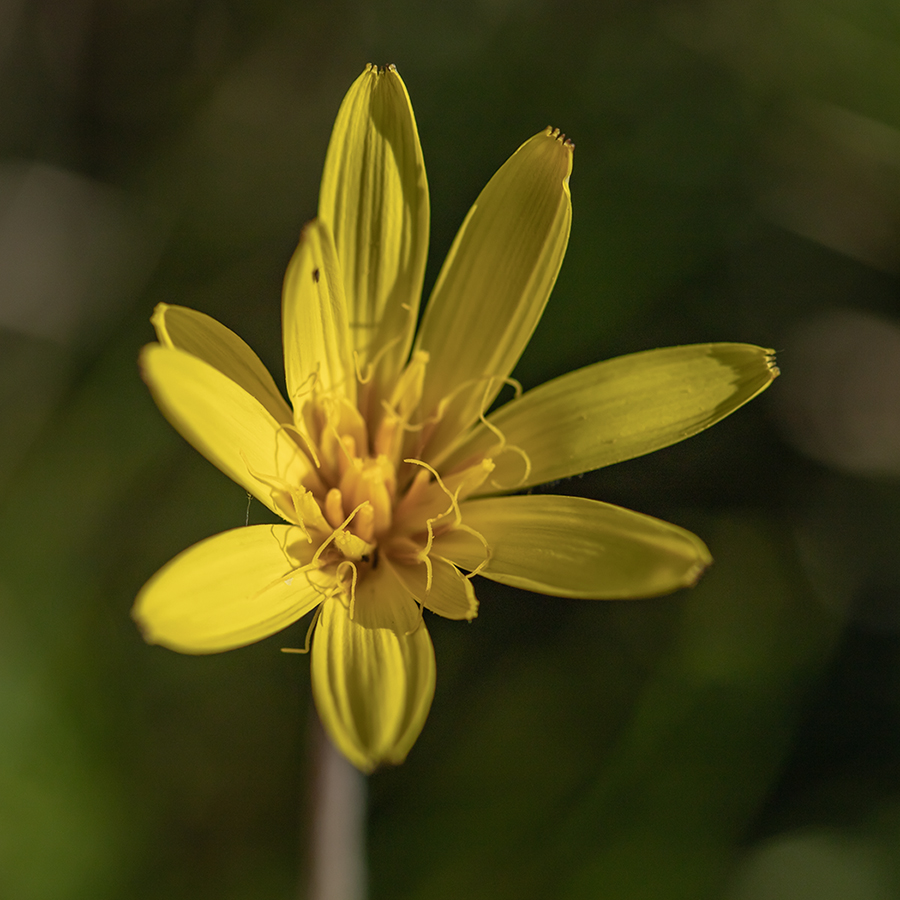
[3,0,900,897]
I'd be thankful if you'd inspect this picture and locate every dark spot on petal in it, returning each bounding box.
[312,268,320,283]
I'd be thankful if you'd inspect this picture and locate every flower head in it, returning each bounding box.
[134,65,778,772]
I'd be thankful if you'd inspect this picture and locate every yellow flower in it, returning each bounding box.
[133,64,778,773]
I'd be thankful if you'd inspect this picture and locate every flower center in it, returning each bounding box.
[289,350,438,560]
[278,348,496,600]
[322,452,396,545]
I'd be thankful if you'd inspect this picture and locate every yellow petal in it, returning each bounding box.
[133,525,326,653]
[351,561,422,634]
[441,343,780,489]
[151,303,293,425]
[282,219,356,408]
[440,495,712,599]
[311,595,436,773]
[388,556,479,621]
[141,344,311,518]
[318,64,429,392]
[415,128,573,457]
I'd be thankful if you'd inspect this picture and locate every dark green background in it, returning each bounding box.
[3,0,900,897]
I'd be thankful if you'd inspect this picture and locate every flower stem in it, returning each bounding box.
[307,716,368,900]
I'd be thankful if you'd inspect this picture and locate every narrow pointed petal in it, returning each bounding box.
[442,344,780,489]
[311,595,436,773]
[415,128,573,456]
[389,556,479,621]
[318,64,429,390]
[151,303,293,424]
[141,345,311,517]
[439,495,712,599]
[133,525,327,653]
[282,219,356,408]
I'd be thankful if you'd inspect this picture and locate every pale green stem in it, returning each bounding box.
[307,717,368,900]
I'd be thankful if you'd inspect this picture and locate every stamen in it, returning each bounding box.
[287,368,322,421]
[353,349,371,386]
[473,376,532,487]
[354,330,404,386]
[399,468,431,510]
[419,552,434,595]
[324,488,345,528]
[423,371,526,469]
[320,421,346,482]
[374,351,432,461]
[310,501,372,567]
[339,433,358,465]
[444,458,494,500]
[350,502,375,544]
[403,458,459,526]
[401,459,462,600]
[488,443,532,491]
[500,375,523,402]
[405,601,425,636]
[239,452,314,537]
[280,605,322,655]
[378,399,434,434]
[274,420,321,471]
[400,459,492,590]
[453,376,533,490]
[438,523,492,579]
[338,457,395,538]
[335,560,359,619]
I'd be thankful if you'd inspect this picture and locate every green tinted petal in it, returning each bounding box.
[441,494,712,599]
[318,64,429,391]
[282,219,356,408]
[443,343,779,488]
[151,303,292,425]
[415,128,573,457]
[141,345,311,518]
[311,594,436,773]
[133,525,326,653]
